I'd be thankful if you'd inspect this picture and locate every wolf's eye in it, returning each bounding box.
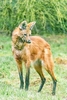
[29,34,31,36]
[24,34,27,36]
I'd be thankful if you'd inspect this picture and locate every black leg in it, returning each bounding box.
[16,59,24,89]
[38,78,46,92]
[52,79,57,95]
[46,69,57,95]
[25,68,30,90]
[19,71,24,89]
[34,60,46,92]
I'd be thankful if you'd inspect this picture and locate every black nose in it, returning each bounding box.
[26,40,31,43]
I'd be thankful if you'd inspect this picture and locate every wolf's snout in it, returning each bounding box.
[26,40,31,43]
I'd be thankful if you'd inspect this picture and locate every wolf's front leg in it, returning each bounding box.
[16,59,24,89]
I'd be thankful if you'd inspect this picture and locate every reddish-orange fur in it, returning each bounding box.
[12,21,57,95]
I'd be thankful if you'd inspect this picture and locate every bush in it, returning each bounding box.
[0,0,67,35]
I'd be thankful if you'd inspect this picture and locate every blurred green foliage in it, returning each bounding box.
[0,0,67,34]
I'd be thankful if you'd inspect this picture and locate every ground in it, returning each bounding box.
[0,34,67,100]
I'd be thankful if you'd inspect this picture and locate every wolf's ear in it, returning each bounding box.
[19,21,27,30]
[27,21,36,30]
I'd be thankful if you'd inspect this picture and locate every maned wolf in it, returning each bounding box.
[12,21,57,95]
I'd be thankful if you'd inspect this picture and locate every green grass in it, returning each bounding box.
[0,34,67,100]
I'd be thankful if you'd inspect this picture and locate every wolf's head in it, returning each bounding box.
[12,21,36,50]
[18,21,36,43]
